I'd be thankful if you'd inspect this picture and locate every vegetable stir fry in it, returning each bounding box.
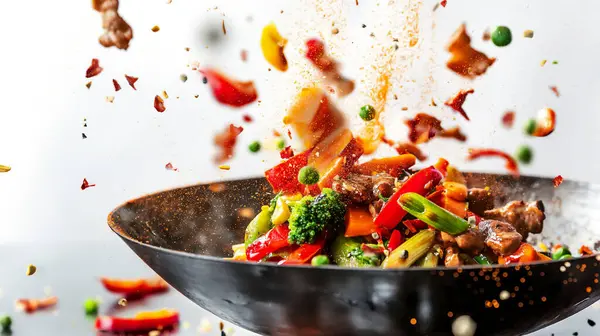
[231,145,592,267]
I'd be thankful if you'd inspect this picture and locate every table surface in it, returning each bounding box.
[0,241,598,336]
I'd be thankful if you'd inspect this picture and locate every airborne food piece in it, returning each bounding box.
[92,0,133,50]
[261,23,288,71]
[16,296,58,313]
[484,200,545,239]
[405,113,466,144]
[200,69,258,107]
[95,309,179,332]
[446,24,496,78]
[445,89,474,121]
[86,59,103,78]
[305,39,354,96]
[467,148,519,176]
[214,124,244,163]
[526,108,556,137]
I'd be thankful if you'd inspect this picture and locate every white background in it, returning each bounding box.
[0,0,599,335]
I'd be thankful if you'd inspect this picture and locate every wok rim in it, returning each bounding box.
[107,173,600,273]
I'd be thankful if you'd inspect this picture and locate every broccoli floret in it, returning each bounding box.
[268,192,283,213]
[288,188,346,244]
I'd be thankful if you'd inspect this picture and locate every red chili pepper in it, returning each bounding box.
[280,146,295,159]
[95,309,179,332]
[374,166,443,230]
[100,277,169,297]
[445,88,474,121]
[279,239,325,265]
[361,243,386,254]
[467,148,519,177]
[81,178,96,190]
[402,219,428,233]
[246,224,291,261]
[112,79,121,91]
[200,68,258,107]
[387,230,404,252]
[16,296,58,313]
[265,149,312,193]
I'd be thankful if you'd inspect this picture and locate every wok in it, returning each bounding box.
[108,173,600,336]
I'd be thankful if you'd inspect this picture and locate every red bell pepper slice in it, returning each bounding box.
[265,149,312,193]
[279,239,325,265]
[16,296,58,313]
[95,309,179,332]
[387,230,404,252]
[246,224,291,261]
[200,68,258,107]
[374,166,443,230]
[100,277,168,297]
[467,148,519,177]
[402,219,428,233]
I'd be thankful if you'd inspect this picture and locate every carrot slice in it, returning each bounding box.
[353,154,416,176]
[345,208,376,237]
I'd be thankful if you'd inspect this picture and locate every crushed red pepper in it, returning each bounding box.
[502,111,515,128]
[165,163,178,171]
[214,124,244,163]
[81,178,96,190]
[16,296,58,313]
[154,95,166,112]
[241,49,248,62]
[440,0,447,7]
[86,59,103,78]
[92,0,133,50]
[467,148,519,177]
[112,79,121,91]
[405,113,467,144]
[553,175,564,188]
[125,75,138,90]
[446,24,496,78]
[280,146,294,159]
[305,38,354,97]
[445,89,474,121]
[549,86,560,97]
[242,114,253,123]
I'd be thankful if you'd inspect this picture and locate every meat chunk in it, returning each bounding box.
[440,231,456,246]
[444,246,462,267]
[467,188,495,216]
[479,220,522,255]
[93,0,133,50]
[454,227,486,255]
[332,173,394,205]
[484,200,545,239]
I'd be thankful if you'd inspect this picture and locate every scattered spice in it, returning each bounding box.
[588,319,596,327]
[85,81,92,89]
[106,96,115,103]
[162,90,169,99]
[332,27,339,35]
[16,296,58,313]
[82,133,87,139]
[445,89,474,121]
[260,23,288,71]
[165,162,178,171]
[553,175,564,188]
[86,59,103,78]
[467,148,519,177]
[287,129,292,140]
[219,165,231,170]
[154,95,166,112]
[523,30,534,38]
[305,38,354,96]
[405,113,466,144]
[125,75,138,90]
[540,60,547,67]
[241,49,248,62]
[112,79,121,91]
[214,124,244,163]
[92,0,133,49]
[280,146,294,159]
[502,111,515,128]
[482,29,491,41]
[26,264,37,276]
[446,24,496,78]
[242,114,253,123]
[81,178,96,190]
[151,25,160,32]
[0,165,11,173]
[552,60,559,65]
[118,298,128,306]
[200,69,258,107]
[222,20,227,35]
[180,74,188,82]
[549,86,560,97]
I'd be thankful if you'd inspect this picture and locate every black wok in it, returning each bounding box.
[108,173,600,336]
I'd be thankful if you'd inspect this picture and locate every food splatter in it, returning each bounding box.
[92,0,133,50]
[214,124,244,163]
[200,69,258,107]
[405,113,466,144]
[445,89,474,120]
[81,178,96,190]
[85,59,103,78]
[125,75,138,90]
[16,296,58,313]
[446,24,496,78]
[165,163,178,171]
[553,175,564,188]
[305,38,354,96]
[112,79,121,91]
[260,23,288,71]
[466,148,519,177]
[501,111,515,128]
[154,95,166,112]
[549,86,560,97]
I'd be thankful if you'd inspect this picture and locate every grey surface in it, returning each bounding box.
[0,240,598,335]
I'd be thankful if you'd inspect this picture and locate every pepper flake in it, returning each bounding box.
[125,75,138,90]
[86,59,103,78]
[553,175,564,188]
[81,178,96,190]
[154,95,166,112]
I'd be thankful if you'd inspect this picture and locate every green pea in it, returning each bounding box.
[492,26,512,47]
[515,145,533,164]
[248,141,261,153]
[276,138,286,150]
[83,298,99,316]
[359,105,376,121]
[0,315,12,332]
[298,166,320,185]
[311,255,330,266]
[552,247,571,260]
[524,119,537,136]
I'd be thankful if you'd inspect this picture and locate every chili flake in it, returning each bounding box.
[125,75,138,90]
[154,95,166,112]
[482,29,491,41]
[440,0,447,7]
[86,59,103,78]
[85,81,92,89]
[553,175,564,188]
[502,111,515,128]
[112,79,121,91]
[446,24,496,78]
[280,146,294,159]
[579,245,593,256]
[242,114,253,123]
[382,137,427,161]
[445,89,474,121]
[222,20,227,35]
[81,178,96,190]
[214,124,244,163]
[165,162,178,171]
[549,86,560,97]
